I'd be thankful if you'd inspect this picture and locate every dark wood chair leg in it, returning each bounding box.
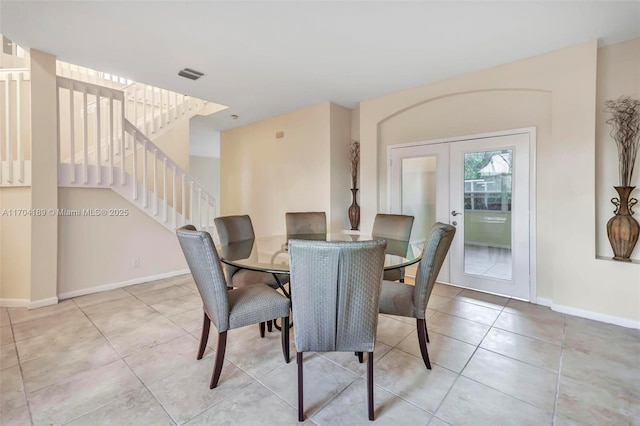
[357,352,364,363]
[197,312,210,360]
[267,320,273,332]
[416,318,432,370]
[297,352,304,422]
[281,316,290,363]
[259,322,266,338]
[424,320,430,343]
[367,351,374,421]
[210,331,228,389]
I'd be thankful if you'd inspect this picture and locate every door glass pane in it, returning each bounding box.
[402,156,437,243]
[463,150,512,280]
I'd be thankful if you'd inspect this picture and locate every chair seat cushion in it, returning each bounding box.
[379,280,415,318]
[382,268,402,282]
[231,270,290,289]
[228,284,291,329]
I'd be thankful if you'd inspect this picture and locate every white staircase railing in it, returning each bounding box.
[1,69,31,187]
[56,61,131,90]
[56,77,216,234]
[125,82,205,139]
[58,75,209,166]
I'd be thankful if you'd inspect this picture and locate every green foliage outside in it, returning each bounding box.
[464,152,495,179]
[464,150,511,179]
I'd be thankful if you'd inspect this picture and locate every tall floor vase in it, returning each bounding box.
[349,188,360,231]
[607,186,639,261]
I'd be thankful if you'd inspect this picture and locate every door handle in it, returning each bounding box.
[451,210,463,216]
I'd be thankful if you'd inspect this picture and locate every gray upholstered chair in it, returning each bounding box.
[372,213,415,282]
[176,225,291,389]
[379,222,456,370]
[289,239,387,421]
[285,211,327,240]
[214,215,289,290]
[215,214,289,333]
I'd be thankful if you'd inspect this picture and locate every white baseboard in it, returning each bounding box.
[57,269,190,300]
[0,298,30,308]
[30,297,59,309]
[0,297,58,309]
[537,297,640,330]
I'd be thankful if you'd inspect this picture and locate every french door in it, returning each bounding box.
[389,130,533,300]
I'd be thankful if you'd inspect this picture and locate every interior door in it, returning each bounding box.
[389,131,532,300]
[389,143,450,281]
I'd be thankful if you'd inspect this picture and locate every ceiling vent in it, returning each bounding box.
[178,68,204,80]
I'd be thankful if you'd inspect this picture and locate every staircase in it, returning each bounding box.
[57,61,225,167]
[0,68,31,186]
[56,72,219,236]
[2,62,219,235]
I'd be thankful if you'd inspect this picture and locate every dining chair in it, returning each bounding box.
[285,211,327,240]
[215,214,290,290]
[289,239,387,421]
[176,225,291,389]
[378,222,456,370]
[372,213,415,282]
[215,214,290,333]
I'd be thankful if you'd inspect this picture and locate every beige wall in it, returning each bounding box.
[0,187,32,300]
[595,39,640,258]
[358,40,639,323]
[29,49,58,303]
[190,155,220,217]
[57,187,187,295]
[152,119,190,172]
[221,102,333,236]
[329,104,353,232]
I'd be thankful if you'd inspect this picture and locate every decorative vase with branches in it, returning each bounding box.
[604,96,640,261]
[348,140,360,230]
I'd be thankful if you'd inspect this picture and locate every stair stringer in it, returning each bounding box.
[58,163,216,241]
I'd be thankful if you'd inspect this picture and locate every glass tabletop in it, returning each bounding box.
[218,233,422,274]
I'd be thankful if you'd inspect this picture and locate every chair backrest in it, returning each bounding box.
[289,239,387,353]
[286,212,327,239]
[215,215,256,244]
[372,214,414,242]
[214,215,256,281]
[176,225,231,332]
[413,222,456,318]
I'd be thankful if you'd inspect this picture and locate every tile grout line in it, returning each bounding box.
[80,283,218,425]
[252,352,362,418]
[71,296,179,426]
[551,316,568,425]
[11,279,633,425]
[7,309,36,426]
[145,311,278,423]
[427,293,507,420]
[10,302,93,426]
[66,299,140,422]
[440,297,559,422]
[119,277,288,423]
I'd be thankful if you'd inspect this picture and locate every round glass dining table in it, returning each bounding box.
[219,233,422,330]
[218,233,422,276]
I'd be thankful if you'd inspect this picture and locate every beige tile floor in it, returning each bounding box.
[1,275,639,426]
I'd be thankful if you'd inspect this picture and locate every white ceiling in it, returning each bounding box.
[1,1,639,131]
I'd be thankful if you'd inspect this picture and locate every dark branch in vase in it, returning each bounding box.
[350,140,360,189]
[605,96,640,187]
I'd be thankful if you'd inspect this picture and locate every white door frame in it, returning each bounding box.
[387,127,537,302]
